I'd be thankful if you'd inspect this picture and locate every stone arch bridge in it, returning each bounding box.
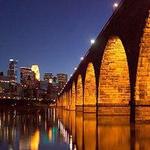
[56,0,150,118]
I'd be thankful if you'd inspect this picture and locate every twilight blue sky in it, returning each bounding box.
[0,0,120,79]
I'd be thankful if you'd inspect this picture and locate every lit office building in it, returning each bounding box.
[44,73,53,83]
[7,59,18,82]
[57,73,67,83]
[0,75,11,91]
[57,73,68,90]
[20,67,35,85]
[31,65,40,81]
[0,73,18,98]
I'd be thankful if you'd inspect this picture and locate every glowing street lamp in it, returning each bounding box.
[113,2,119,9]
[80,57,84,61]
[90,39,95,45]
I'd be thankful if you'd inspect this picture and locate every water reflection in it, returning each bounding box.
[57,109,130,150]
[76,112,83,150]
[0,107,68,150]
[1,107,150,150]
[57,109,150,150]
[84,113,96,150]
[135,123,150,149]
[98,116,130,150]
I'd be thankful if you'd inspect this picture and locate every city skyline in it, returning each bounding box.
[0,59,68,80]
[0,0,120,77]
[0,0,150,149]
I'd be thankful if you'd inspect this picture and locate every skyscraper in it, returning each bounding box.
[20,67,35,85]
[57,73,68,91]
[57,73,67,83]
[31,65,40,81]
[7,59,18,82]
[44,73,53,83]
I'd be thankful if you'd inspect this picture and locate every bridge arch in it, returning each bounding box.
[62,94,65,107]
[71,82,76,110]
[76,74,83,106]
[68,89,72,110]
[84,63,97,106]
[63,92,67,109]
[66,91,70,109]
[136,13,150,101]
[99,36,130,104]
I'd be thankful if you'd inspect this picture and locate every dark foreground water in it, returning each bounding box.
[0,107,150,150]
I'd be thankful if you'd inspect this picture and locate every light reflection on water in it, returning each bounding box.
[57,109,150,150]
[0,107,150,150]
[0,107,68,150]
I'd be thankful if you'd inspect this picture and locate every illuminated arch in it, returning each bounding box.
[57,98,60,107]
[84,63,96,105]
[62,95,64,107]
[66,91,70,109]
[76,75,83,106]
[99,36,130,104]
[58,98,61,107]
[60,96,62,106]
[63,93,67,108]
[136,14,150,101]
[68,89,72,109]
[71,83,76,110]
[58,97,60,107]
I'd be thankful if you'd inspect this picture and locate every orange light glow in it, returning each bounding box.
[99,36,130,104]
[98,117,130,150]
[69,111,76,143]
[30,130,40,150]
[71,83,76,110]
[136,14,150,101]
[76,75,83,106]
[63,93,67,108]
[68,90,72,109]
[84,63,96,105]
[48,128,52,142]
[76,112,83,150]
[66,91,70,109]
[84,113,96,150]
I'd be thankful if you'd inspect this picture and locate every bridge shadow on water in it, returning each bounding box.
[0,106,150,150]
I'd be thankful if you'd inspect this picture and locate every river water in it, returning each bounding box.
[0,107,150,150]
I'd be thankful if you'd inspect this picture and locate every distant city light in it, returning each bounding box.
[113,2,119,9]
[9,59,14,62]
[49,79,53,83]
[90,39,95,45]
[80,57,84,61]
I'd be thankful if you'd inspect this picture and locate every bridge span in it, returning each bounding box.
[56,0,150,120]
